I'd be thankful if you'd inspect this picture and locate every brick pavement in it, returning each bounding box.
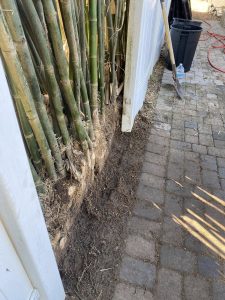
[113,20,225,300]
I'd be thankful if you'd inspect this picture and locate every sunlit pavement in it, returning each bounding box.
[113,14,225,300]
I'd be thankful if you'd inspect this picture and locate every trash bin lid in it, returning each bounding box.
[171,23,203,32]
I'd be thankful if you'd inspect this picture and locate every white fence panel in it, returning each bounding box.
[0,60,65,300]
[122,0,171,132]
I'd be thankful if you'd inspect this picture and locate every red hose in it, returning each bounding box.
[200,21,225,73]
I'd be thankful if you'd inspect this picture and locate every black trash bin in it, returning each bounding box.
[166,23,202,72]
[172,18,202,27]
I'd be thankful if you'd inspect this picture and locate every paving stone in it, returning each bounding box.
[166,179,192,197]
[172,119,184,129]
[113,283,153,300]
[169,148,184,164]
[153,122,171,132]
[185,120,198,130]
[154,110,173,124]
[214,140,225,149]
[221,179,225,190]
[185,134,199,144]
[164,193,183,215]
[167,162,184,181]
[217,157,225,168]
[170,140,192,151]
[185,128,198,136]
[125,235,155,261]
[205,206,225,229]
[144,152,167,166]
[171,129,185,141]
[205,116,223,126]
[200,155,217,171]
[162,217,183,246]
[156,268,182,300]
[119,256,156,289]
[142,162,166,178]
[211,125,225,133]
[160,244,196,273]
[133,201,162,221]
[184,160,201,183]
[198,124,212,134]
[184,275,211,300]
[218,168,225,179]
[208,147,225,158]
[213,279,225,300]
[202,170,221,190]
[213,131,225,141]
[140,173,165,189]
[198,256,222,279]
[136,184,164,205]
[184,235,208,254]
[185,151,200,162]
[128,216,161,239]
[192,144,207,154]
[146,142,169,156]
[199,134,214,146]
[207,93,217,99]
[148,134,170,146]
[151,127,171,138]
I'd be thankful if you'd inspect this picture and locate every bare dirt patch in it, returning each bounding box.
[59,58,164,300]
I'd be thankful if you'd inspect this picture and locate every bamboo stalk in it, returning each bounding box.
[105,0,114,63]
[20,0,71,149]
[15,96,42,171]
[70,0,81,110]
[2,0,66,177]
[0,9,57,180]
[42,0,90,150]
[60,0,94,139]
[89,0,99,126]
[111,0,120,102]
[97,0,105,114]
[79,0,87,80]
[25,28,47,93]
[29,159,46,195]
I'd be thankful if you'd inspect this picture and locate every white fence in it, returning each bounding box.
[122,0,171,132]
[0,60,65,300]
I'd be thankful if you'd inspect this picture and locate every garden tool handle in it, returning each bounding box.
[160,0,177,75]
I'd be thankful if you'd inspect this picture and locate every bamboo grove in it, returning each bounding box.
[0,0,128,189]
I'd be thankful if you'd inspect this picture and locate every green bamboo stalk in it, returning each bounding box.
[60,0,94,139]
[105,0,114,62]
[34,0,47,32]
[2,0,65,177]
[25,28,47,93]
[70,0,81,111]
[15,96,42,171]
[19,0,71,149]
[79,0,87,80]
[116,0,124,82]
[29,159,46,195]
[42,0,90,150]
[89,0,99,126]
[7,70,43,176]
[0,9,57,180]
[111,0,120,102]
[97,0,105,114]
[73,0,79,28]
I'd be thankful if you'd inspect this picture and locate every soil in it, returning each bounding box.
[59,57,164,300]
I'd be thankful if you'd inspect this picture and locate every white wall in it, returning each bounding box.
[0,59,65,300]
[122,0,171,132]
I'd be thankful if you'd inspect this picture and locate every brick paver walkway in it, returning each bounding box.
[113,20,225,300]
